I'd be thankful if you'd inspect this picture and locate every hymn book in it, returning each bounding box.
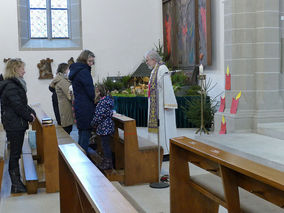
[42,117,53,124]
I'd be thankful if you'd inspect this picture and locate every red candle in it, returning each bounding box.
[219,115,226,134]
[218,95,225,112]
[225,66,231,90]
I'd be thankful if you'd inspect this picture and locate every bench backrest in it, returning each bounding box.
[112,113,158,150]
[170,136,284,212]
[59,143,138,213]
[171,136,284,191]
[0,131,5,159]
[31,103,53,126]
[30,103,59,193]
[0,125,5,193]
[113,113,139,150]
[0,125,6,158]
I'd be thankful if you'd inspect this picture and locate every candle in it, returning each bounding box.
[199,64,203,75]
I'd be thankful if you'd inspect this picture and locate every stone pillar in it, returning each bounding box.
[215,0,284,133]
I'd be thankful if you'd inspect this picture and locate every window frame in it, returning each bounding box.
[18,0,82,50]
[28,0,70,39]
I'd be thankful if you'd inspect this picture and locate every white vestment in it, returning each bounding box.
[148,64,178,155]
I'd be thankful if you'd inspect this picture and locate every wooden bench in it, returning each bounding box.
[0,154,4,193]
[170,136,284,213]
[0,126,6,193]
[58,143,138,213]
[56,126,76,145]
[31,103,59,193]
[107,113,163,186]
[21,138,38,194]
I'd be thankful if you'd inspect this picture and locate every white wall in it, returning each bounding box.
[0,0,163,117]
[0,0,224,118]
[205,0,225,101]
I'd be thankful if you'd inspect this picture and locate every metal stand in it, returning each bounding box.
[196,74,209,135]
[150,119,169,189]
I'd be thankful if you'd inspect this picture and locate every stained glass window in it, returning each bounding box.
[29,0,69,39]
[29,0,46,8]
[52,10,68,38]
[30,10,47,38]
[51,0,67,8]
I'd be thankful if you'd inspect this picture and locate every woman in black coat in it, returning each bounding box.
[0,58,36,193]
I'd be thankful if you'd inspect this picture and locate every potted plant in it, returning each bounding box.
[182,79,219,130]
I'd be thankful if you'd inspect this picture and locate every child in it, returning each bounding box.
[91,84,114,170]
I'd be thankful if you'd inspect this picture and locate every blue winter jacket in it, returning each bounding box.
[91,96,114,136]
[69,63,95,130]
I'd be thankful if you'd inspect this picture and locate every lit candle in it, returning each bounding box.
[199,64,203,75]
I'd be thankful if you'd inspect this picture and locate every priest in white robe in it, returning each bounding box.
[145,50,178,155]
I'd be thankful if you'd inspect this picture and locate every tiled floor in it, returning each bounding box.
[0,125,283,213]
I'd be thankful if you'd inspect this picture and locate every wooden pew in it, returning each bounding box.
[0,127,6,193]
[58,143,138,213]
[31,103,59,193]
[170,136,284,213]
[56,126,146,212]
[21,138,38,194]
[108,113,163,186]
[0,157,3,193]
[56,126,76,145]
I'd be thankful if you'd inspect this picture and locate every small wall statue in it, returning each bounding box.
[3,58,11,63]
[37,58,54,79]
[67,57,75,65]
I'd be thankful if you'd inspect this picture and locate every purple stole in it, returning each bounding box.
[148,64,159,133]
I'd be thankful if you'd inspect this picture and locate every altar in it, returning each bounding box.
[113,96,197,128]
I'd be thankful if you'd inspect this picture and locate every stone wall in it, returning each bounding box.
[214,0,284,133]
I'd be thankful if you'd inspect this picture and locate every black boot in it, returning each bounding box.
[98,158,113,170]
[9,168,26,193]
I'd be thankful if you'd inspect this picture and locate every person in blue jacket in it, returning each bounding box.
[68,50,95,152]
[91,84,114,170]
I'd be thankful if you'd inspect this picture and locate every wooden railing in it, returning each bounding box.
[170,136,284,213]
[31,103,59,193]
[58,143,138,213]
[106,113,163,186]
[0,126,5,193]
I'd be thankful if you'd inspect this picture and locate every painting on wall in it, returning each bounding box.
[164,0,196,68]
[163,0,211,68]
[37,58,54,79]
[163,0,173,62]
[67,57,75,65]
[198,0,212,65]
[176,0,196,67]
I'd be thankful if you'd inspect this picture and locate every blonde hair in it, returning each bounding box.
[4,58,25,79]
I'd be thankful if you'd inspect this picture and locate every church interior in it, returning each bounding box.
[0,0,284,212]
